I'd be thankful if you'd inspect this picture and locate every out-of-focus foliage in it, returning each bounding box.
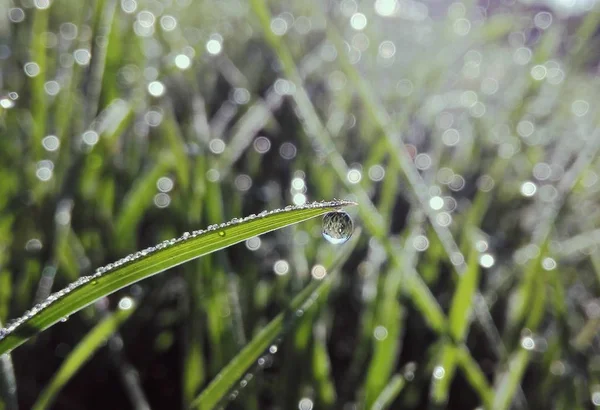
[1,0,600,409]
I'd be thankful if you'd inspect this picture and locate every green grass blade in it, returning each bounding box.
[456,345,494,408]
[448,248,481,342]
[189,228,360,410]
[431,248,481,405]
[113,158,175,251]
[32,300,136,410]
[0,200,355,356]
[370,374,406,410]
[492,349,531,410]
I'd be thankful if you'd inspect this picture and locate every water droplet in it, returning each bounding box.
[218,231,226,237]
[91,280,98,286]
[433,366,446,380]
[322,211,353,245]
[521,336,535,350]
[60,316,69,323]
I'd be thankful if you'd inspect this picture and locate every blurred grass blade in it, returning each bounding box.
[363,266,405,409]
[448,248,481,341]
[370,374,405,410]
[0,200,355,356]
[492,349,531,410]
[190,228,361,410]
[456,345,493,408]
[0,333,17,410]
[431,248,481,405]
[113,158,175,250]
[32,301,136,410]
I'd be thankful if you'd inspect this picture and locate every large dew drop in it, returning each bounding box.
[322,210,353,245]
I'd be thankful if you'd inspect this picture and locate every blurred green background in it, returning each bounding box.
[2,0,600,408]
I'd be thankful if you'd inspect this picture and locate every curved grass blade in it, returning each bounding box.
[32,299,137,410]
[0,200,356,356]
[189,228,361,410]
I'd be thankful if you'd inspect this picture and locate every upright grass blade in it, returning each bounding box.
[431,248,481,405]
[189,228,361,410]
[363,265,405,409]
[32,299,137,410]
[0,200,356,356]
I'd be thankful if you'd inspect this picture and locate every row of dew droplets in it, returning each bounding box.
[0,200,354,342]
[224,271,332,405]
[220,340,282,408]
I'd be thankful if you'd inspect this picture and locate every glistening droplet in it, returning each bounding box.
[218,231,226,237]
[322,210,353,244]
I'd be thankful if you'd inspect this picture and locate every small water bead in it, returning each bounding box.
[322,211,354,245]
[293,193,307,205]
[436,212,452,227]
[412,235,429,251]
[24,62,41,77]
[592,390,600,406]
[206,38,222,55]
[368,165,385,181]
[521,336,535,350]
[0,98,14,109]
[154,193,170,208]
[520,181,537,197]
[9,8,25,23]
[299,398,314,410]
[450,252,465,266]
[74,49,91,66]
[542,257,556,270]
[350,12,367,30]
[433,366,446,380]
[429,196,444,211]
[273,260,289,276]
[373,325,388,341]
[174,54,191,70]
[534,11,553,29]
[479,253,495,268]
[311,264,327,279]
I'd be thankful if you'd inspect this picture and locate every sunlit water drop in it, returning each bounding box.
[322,211,354,244]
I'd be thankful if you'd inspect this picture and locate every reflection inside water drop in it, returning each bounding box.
[322,211,354,244]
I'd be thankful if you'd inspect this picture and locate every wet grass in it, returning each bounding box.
[1,0,600,409]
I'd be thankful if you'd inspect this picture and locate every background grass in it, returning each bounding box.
[1,0,600,409]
